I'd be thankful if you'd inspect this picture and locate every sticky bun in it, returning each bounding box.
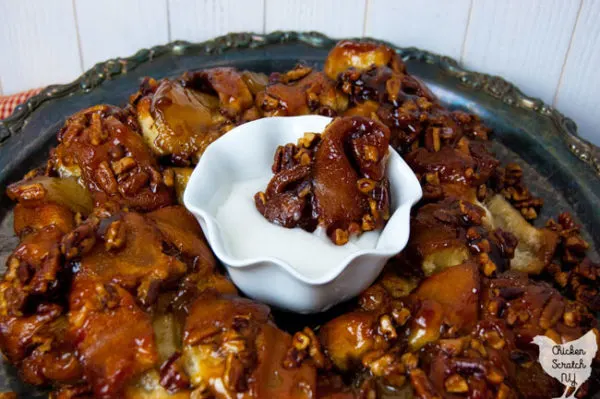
[0,40,597,399]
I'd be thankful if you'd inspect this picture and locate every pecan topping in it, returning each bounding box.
[445,374,468,393]
[159,352,190,392]
[103,220,126,251]
[61,217,99,260]
[494,162,544,220]
[285,327,328,370]
[255,116,391,245]
[111,157,136,176]
[95,162,118,194]
[7,183,47,202]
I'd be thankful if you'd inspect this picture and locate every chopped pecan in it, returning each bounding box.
[378,314,397,341]
[334,229,349,245]
[223,353,246,392]
[119,170,150,196]
[445,374,468,393]
[159,352,190,392]
[504,163,522,185]
[409,369,441,399]
[103,220,126,251]
[362,351,406,387]
[7,183,47,202]
[392,307,411,326]
[162,168,175,188]
[280,65,313,83]
[539,296,565,329]
[483,330,506,350]
[95,162,118,194]
[88,112,107,145]
[400,352,419,370]
[111,157,136,176]
[60,218,99,260]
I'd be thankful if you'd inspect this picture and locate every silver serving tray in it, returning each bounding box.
[0,32,598,397]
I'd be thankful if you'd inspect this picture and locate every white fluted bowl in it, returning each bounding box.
[183,116,422,313]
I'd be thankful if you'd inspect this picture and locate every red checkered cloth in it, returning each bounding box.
[0,88,43,120]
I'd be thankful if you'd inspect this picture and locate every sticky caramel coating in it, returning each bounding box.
[133,68,265,163]
[183,295,317,398]
[134,78,226,161]
[69,276,158,398]
[0,226,64,314]
[74,212,189,307]
[255,116,391,245]
[257,66,349,117]
[0,306,82,387]
[13,202,75,237]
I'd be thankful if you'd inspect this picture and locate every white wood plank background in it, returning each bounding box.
[265,0,365,37]
[169,0,264,42]
[461,0,581,105]
[554,0,600,145]
[365,0,472,60]
[75,0,170,69]
[0,0,82,94]
[0,0,598,145]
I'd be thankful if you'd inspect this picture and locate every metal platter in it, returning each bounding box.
[0,31,598,397]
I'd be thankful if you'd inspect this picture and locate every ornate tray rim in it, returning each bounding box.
[0,30,598,177]
[0,31,599,398]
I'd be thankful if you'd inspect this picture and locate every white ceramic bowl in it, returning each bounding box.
[183,116,422,313]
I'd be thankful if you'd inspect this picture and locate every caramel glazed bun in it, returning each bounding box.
[0,40,598,399]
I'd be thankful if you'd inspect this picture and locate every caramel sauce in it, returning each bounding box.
[151,80,222,158]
